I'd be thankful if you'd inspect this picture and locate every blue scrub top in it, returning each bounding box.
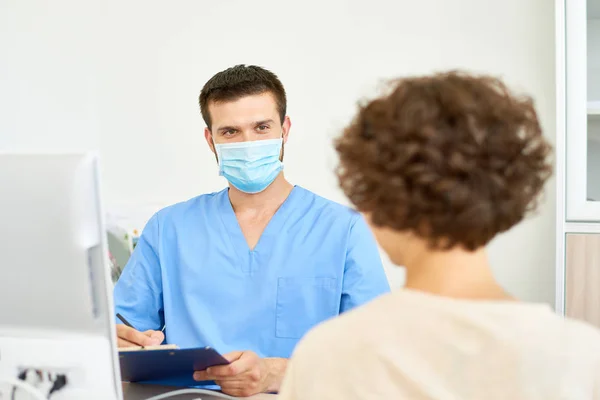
[114,186,389,360]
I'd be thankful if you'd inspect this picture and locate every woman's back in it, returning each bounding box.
[278,71,599,400]
[281,290,600,400]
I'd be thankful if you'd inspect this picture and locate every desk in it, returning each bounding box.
[122,383,277,400]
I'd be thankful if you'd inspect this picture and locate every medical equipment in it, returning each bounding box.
[0,153,121,399]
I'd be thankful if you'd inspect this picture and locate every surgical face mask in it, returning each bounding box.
[215,138,284,194]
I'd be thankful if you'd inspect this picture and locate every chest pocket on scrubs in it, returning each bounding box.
[275,277,338,339]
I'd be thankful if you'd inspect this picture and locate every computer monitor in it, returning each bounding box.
[0,153,121,399]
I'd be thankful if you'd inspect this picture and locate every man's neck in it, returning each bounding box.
[404,247,512,301]
[228,173,294,213]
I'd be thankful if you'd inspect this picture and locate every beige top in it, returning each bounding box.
[278,289,600,400]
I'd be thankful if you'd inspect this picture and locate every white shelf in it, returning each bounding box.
[588,101,600,115]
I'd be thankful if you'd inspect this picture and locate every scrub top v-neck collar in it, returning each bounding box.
[218,186,302,274]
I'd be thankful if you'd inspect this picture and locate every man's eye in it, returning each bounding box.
[257,125,269,131]
[223,130,236,136]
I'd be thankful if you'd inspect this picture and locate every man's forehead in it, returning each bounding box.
[209,93,279,128]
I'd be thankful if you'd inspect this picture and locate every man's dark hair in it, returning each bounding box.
[199,65,287,129]
[335,71,553,251]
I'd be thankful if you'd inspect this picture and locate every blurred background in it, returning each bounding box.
[0,0,556,301]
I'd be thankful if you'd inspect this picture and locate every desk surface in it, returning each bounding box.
[122,383,277,400]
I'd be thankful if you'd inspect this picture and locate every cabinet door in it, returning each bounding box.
[565,0,600,220]
[566,233,600,326]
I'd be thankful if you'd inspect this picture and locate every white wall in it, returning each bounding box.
[1,0,556,303]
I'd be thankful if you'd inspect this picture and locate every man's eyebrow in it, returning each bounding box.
[254,119,275,126]
[216,125,240,132]
[214,120,275,132]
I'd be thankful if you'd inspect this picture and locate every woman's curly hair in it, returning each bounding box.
[335,71,553,251]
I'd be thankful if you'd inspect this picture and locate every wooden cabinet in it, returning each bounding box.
[566,234,600,326]
[559,0,600,316]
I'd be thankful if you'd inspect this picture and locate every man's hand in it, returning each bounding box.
[116,324,164,348]
[193,351,287,397]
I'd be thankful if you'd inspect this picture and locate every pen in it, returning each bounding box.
[116,313,134,328]
[117,313,166,333]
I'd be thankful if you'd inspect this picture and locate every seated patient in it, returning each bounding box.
[278,71,600,400]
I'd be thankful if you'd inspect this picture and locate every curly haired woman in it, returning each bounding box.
[278,72,600,400]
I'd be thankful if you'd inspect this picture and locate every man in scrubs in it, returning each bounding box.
[113,65,390,397]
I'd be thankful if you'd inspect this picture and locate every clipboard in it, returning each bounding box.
[119,346,229,387]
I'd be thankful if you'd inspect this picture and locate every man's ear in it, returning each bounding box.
[282,116,291,145]
[204,127,215,154]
